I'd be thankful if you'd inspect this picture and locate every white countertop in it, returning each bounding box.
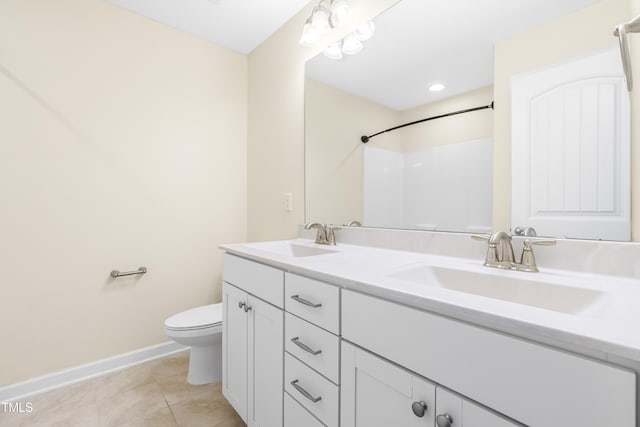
[220,238,640,364]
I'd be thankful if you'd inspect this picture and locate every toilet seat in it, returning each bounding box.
[164,303,222,332]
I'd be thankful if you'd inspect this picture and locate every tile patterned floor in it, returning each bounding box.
[0,350,245,427]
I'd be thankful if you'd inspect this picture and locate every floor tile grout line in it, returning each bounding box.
[6,352,243,427]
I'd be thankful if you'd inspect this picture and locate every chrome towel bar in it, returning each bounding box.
[110,266,147,278]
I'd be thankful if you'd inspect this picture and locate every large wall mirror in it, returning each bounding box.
[304,0,631,240]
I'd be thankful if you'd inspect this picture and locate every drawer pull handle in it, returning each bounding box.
[291,379,322,403]
[291,294,322,308]
[436,413,453,427]
[291,337,322,355]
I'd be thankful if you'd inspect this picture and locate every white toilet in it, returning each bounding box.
[164,303,223,385]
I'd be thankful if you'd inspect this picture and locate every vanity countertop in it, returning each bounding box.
[220,238,640,364]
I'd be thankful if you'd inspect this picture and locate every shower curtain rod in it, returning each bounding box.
[360,101,494,143]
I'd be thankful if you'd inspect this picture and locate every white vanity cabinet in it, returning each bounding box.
[341,340,436,427]
[283,273,341,427]
[342,289,636,427]
[220,248,637,427]
[222,254,284,427]
[341,341,518,427]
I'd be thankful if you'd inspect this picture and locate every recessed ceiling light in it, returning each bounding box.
[428,83,445,92]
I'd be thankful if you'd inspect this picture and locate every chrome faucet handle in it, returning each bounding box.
[470,235,490,241]
[525,238,557,246]
[517,238,557,272]
[471,234,499,266]
[304,222,328,244]
[326,225,341,245]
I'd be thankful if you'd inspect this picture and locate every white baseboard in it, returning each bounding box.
[0,341,188,402]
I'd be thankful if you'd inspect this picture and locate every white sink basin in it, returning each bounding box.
[244,240,338,257]
[388,265,605,315]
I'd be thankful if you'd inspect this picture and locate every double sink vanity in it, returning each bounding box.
[219,227,639,427]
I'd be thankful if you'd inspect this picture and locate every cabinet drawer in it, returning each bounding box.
[284,392,325,427]
[285,313,340,383]
[285,273,339,334]
[223,253,284,308]
[436,387,520,427]
[285,352,339,427]
[342,289,636,427]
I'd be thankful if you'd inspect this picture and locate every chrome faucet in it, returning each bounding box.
[305,222,328,244]
[514,226,537,237]
[472,231,555,272]
[473,231,515,269]
[304,222,340,245]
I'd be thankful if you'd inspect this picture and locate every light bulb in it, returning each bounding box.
[323,42,343,59]
[330,0,351,27]
[354,21,375,41]
[429,83,445,92]
[311,8,331,37]
[342,33,363,55]
[299,20,318,46]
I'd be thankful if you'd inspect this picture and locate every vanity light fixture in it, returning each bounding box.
[341,33,363,55]
[299,0,352,47]
[320,20,375,60]
[330,0,351,26]
[353,20,375,41]
[429,83,445,92]
[323,41,344,59]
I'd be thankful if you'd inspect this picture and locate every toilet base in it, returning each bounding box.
[187,339,222,385]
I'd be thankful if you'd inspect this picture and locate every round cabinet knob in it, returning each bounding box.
[238,301,246,310]
[411,401,428,417]
[244,304,252,312]
[436,413,453,427]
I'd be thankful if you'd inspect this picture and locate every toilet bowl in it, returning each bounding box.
[164,303,222,385]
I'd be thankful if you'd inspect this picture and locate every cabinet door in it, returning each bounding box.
[222,282,248,422]
[341,341,435,427]
[247,295,284,427]
[463,400,519,427]
[435,387,519,427]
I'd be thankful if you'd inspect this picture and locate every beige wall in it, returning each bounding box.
[305,79,399,225]
[493,0,633,237]
[0,0,247,386]
[399,86,494,152]
[247,0,400,242]
[3,0,637,390]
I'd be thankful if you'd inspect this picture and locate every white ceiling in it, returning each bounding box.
[102,0,604,110]
[101,0,311,54]
[306,0,603,111]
